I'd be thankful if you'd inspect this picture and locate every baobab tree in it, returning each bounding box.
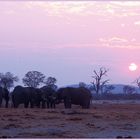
[22,71,45,88]
[44,76,57,90]
[0,72,19,90]
[91,67,109,94]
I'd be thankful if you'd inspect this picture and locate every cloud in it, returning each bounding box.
[99,37,140,49]
[1,1,140,19]
[24,1,140,18]
[99,37,128,44]
[134,21,140,25]
[110,2,140,7]
[25,1,93,16]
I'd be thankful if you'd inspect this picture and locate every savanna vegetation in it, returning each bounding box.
[0,67,140,109]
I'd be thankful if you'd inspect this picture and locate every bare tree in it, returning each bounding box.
[100,80,110,94]
[91,67,109,94]
[133,77,140,88]
[23,71,45,88]
[44,77,57,90]
[0,72,19,90]
[123,85,135,94]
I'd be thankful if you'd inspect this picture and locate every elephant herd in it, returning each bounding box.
[0,86,92,109]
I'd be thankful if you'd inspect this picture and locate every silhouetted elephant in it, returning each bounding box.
[0,87,9,108]
[12,86,37,108]
[33,88,46,108]
[40,86,57,108]
[56,87,92,109]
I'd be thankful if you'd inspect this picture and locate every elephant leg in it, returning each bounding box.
[35,100,40,108]
[47,101,50,108]
[30,102,34,108]
[64,99,71,109]
[0,99,2,108]
[53,102,56,108]
[87,101,90,108]
[68,103,72,108]
[85,101,90,109]
[48,102,51,108]
[5,99,9,108]
[38,102,41,108]
[24,102,29,108]
[5,96,9,108]
[13,103,18,108]
[37,102,40,108]
[50,102,53,108]
[64,100,68,108]
[65,105,71,109]
[12,96,16,108]
[13,100,18,108]
[42,101,46,108]
[51,102,55,108]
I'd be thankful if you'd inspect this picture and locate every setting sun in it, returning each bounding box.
[129,63,138,71]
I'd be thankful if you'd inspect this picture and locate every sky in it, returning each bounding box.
[0,1,140,87]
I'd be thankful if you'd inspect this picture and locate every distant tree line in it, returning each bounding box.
[1,67,140,109]
[0,67,140,95]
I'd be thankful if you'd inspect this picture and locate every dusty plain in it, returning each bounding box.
[0,100,140,138]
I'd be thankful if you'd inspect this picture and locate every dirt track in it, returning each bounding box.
[0,101,140,138]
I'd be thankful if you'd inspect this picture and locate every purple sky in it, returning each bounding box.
[0,1,140,86]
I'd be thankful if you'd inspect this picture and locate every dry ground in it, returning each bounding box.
[0,101,140,138]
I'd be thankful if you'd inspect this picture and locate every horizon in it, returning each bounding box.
[0,1,140,87]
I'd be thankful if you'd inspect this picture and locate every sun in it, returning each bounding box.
[129,63,138,71]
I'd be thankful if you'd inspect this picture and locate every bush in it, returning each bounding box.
[92,93,140,100]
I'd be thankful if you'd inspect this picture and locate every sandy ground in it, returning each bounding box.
[0,101,140,138]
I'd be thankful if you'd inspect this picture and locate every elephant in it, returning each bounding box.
[12,85,37,108]
[0,87,9,108]
[33,88,46,108]
[56,87,92,109]
[40,86,57,108]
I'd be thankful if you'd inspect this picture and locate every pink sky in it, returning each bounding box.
[0,1,140,86]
